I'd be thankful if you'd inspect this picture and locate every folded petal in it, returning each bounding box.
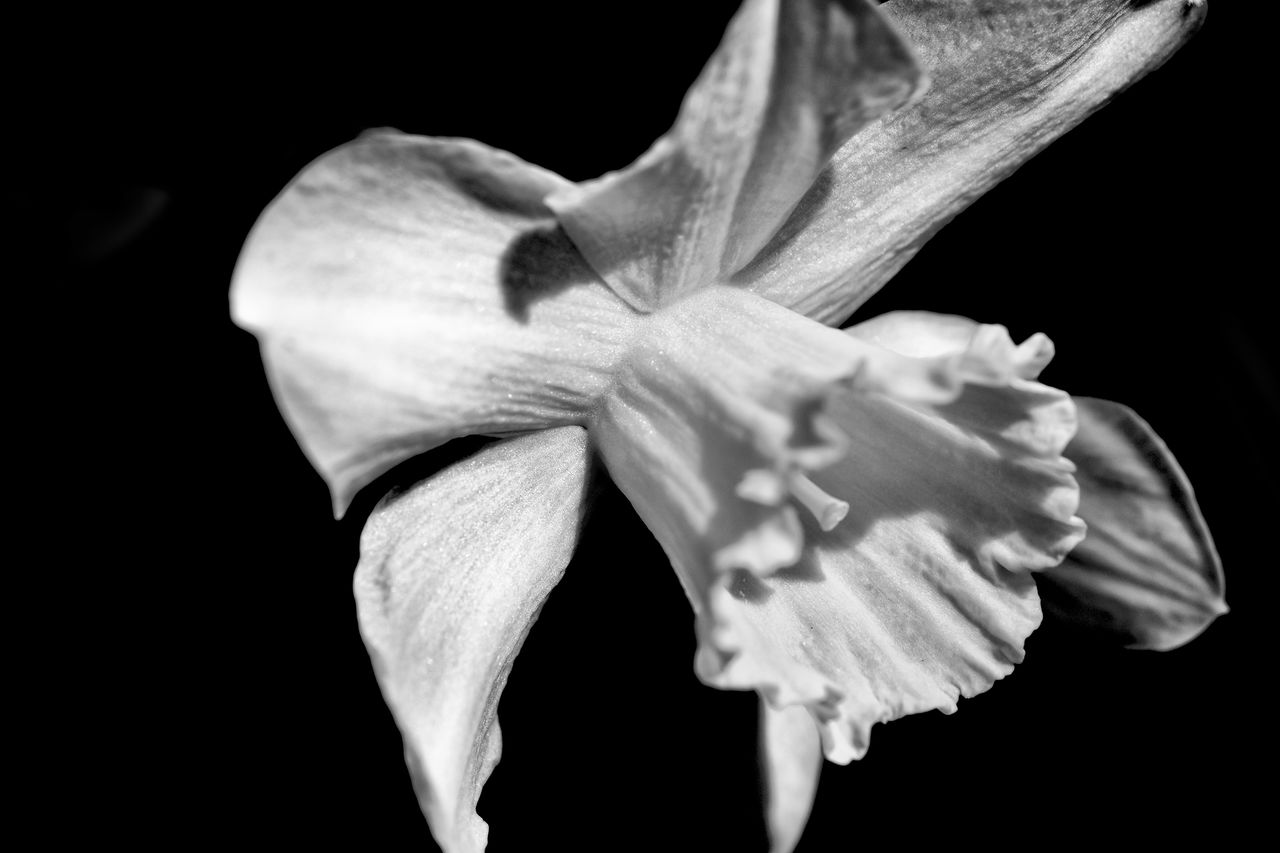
[734,0,1206,325]
[353,427,591,853]
[761,700,822,853]
[697,316,1084,762]
[1040,398,1226,650]
[594,286,1028,596]
[232,131,637,513]
[548,0,923,312]
[847,313,1226,649]
[850,309,1056,379]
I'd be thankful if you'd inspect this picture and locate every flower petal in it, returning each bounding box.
[594,286,1027,595]
[232,131,637,513]
[733,0,1206,325]
[547,0,923,312]
[761,700,822,853]
[1039,398,1227,650]
[353,427,591,853]
[697,316,1084,762]
[847,313,1226,650]
[850,309,1056,379]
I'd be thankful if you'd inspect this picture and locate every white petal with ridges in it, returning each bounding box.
[232,131,636,513]
[594,287,1039,603]
[353,428,591,853]
[549,0,924,311]
[696,316,1084,762]
[1042,398,1226,650]
[847,313,1225,649]
[735,0,1207,325]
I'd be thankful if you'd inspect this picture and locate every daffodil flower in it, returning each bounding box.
[231,1,1224,851]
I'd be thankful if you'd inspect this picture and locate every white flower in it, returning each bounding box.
[231,2,1223,851]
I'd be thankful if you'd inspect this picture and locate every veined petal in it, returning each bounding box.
[1040,398,1226,650]
[353,427,591,853]
[697,315,1085,762]
[848,313,1226,649]
[548,0,923,312]
[232,131,637,513]
[734,0,1206,325]
[761,700,822,853]
[594,286,1019,594]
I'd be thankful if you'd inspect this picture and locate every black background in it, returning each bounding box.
[22,2,1267,849]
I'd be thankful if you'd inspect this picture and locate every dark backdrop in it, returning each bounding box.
[23,2,1265,849]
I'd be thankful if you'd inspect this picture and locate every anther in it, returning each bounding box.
[790,473,848,532]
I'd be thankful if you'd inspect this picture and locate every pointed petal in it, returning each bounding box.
[594,286,1038,601]
[1040,398,1226,650]
[734,0,1206,325]
[697,318,1084,762]
[232,131,636,513]
[761,700,822,853]
[548,0,924,311]
[353,427,591,853]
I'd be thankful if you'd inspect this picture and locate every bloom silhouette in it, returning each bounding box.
[231,1,1224,851]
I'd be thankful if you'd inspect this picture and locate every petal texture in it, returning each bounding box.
[848,313,1225,649]
[353,428,591,853]
[549,0,923,312]
[1040,398,1226,650]
[697,314,1084,762]
[734,0,1207,325]
[761,700,822,853]
[232,131,637,512]
[594,287,1027,599]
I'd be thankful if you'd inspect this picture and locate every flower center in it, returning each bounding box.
[589,284,866,577]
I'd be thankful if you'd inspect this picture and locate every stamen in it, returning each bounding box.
[790,473,849,532]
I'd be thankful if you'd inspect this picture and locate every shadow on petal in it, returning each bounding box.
[728,568,775,604]
[771,552,826,585]
[731,167,835,285]
[500,223,604,323]
[343,435,500,525]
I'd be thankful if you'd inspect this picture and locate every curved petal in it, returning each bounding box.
[849,309,1055,379]
[232,131,637,513]
[734,0,1206,325]
[353,427,591,853]
[761,700,822,853]
[593,287,1037,600]
[697,318,1084,762]
[1040,398,1226,650]
[548,0,924,312]
[847,313,1226,649]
